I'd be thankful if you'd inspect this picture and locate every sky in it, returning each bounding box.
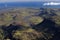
[0,0,60,3]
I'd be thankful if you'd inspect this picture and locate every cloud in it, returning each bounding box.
[0,0,40,2]
[0,0,60,2]
[43,2,60,5]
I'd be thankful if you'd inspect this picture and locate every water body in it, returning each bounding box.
[0,2,60,9]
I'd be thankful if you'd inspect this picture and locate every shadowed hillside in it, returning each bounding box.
[0,8,60,40]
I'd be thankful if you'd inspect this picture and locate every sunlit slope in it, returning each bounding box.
[0,8,60,40]
[0,8,43,26]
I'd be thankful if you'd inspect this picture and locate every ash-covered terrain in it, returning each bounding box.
[0,8,60,40]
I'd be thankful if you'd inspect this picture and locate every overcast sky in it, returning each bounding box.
[0,0,60,3]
